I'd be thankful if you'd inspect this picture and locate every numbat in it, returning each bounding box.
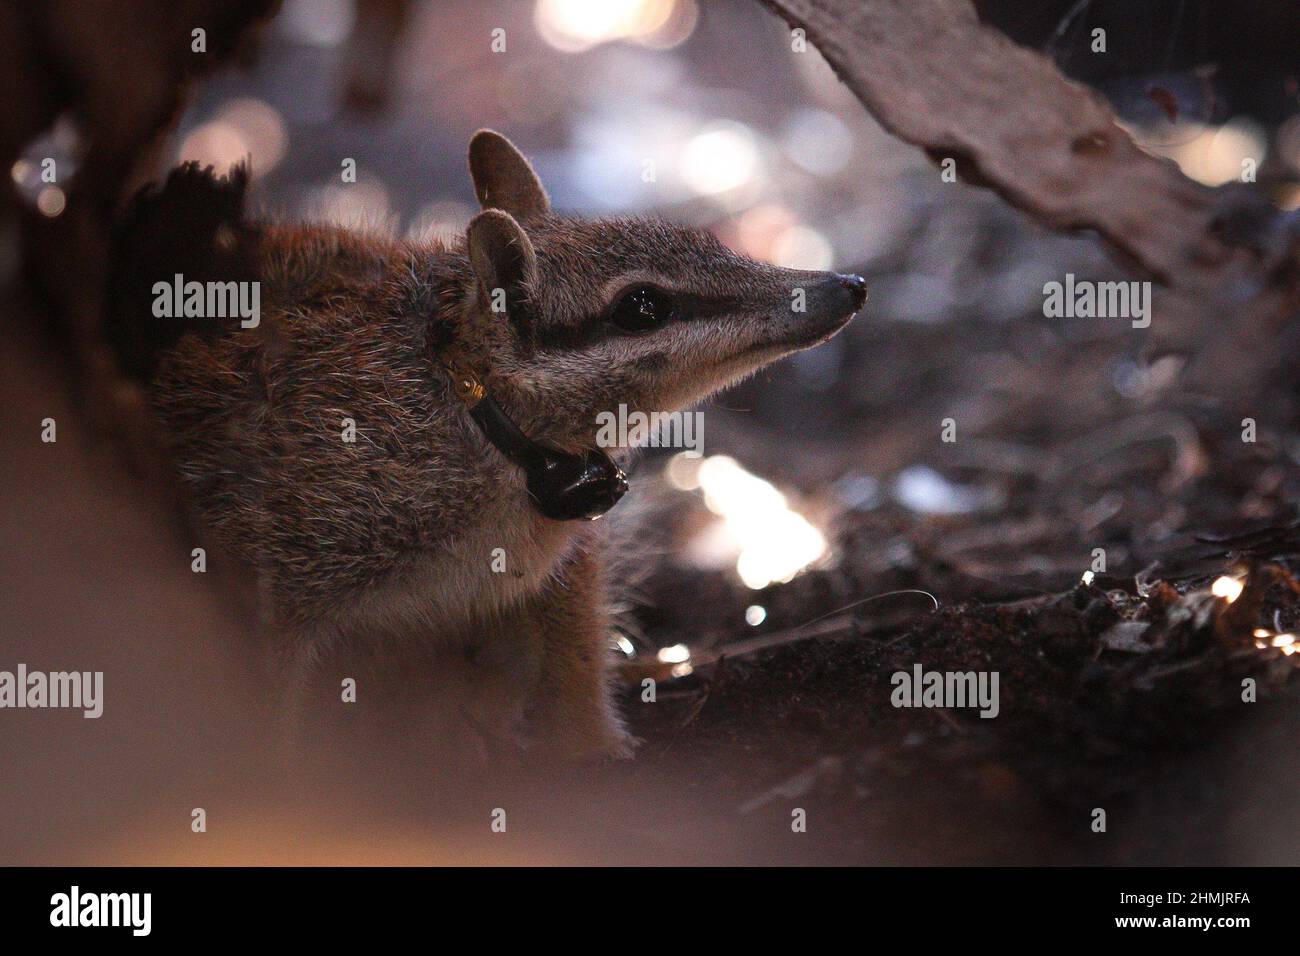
[113,130,865,758]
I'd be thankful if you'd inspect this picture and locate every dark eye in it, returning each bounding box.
[607,285,675,334]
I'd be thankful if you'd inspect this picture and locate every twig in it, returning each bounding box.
[654,655,729,758]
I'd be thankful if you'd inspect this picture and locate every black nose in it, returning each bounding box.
[837,273,867,310]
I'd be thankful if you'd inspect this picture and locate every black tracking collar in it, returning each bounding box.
[444,363,628,521]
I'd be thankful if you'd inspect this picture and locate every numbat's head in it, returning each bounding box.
[454,130,865,449]
[125,129,864,460]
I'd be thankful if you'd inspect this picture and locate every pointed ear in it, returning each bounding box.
[466,209,537,335]
[468,129,551,220]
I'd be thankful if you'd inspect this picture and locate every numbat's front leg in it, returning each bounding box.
[523,543,634,759]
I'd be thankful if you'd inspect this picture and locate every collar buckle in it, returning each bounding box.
[443,360,486,407]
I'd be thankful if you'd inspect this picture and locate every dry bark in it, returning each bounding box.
[760,0,1231,281]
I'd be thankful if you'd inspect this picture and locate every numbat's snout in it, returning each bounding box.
[114,129,864,759]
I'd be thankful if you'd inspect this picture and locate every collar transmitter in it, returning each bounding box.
[442,360,628,521]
